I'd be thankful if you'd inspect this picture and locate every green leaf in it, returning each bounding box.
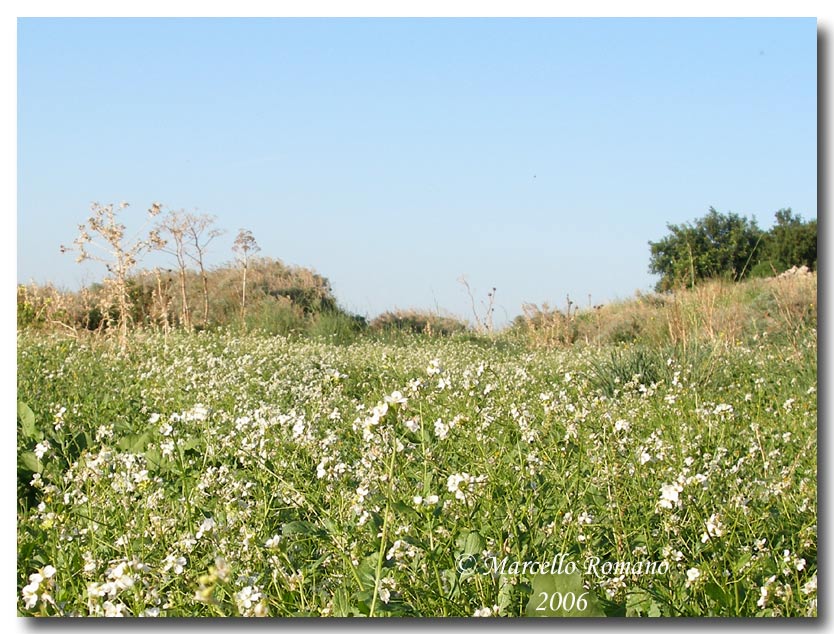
[525,571,605,617]
[456,530,484,556]
[355,553,380,590]
[117,432,151,453]
[19,451,43,474]
[17,402,39,440]
[392,501,417,516]
[704,581,729,606]
[331,587,354,617]
[281,520,320,537]
[180,436,203,452]
[496,575,516,616]
[625,588,653,616]
[465,531,484,556]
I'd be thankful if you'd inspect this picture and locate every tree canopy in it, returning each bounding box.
[649,207,816,291]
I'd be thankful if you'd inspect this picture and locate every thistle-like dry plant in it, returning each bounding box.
[457,275,496,334]
[233,228,260,328]
[61,201,165,351]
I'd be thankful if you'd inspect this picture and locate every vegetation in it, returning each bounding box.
[649,207,816,291]
[16,199,817,617]
[369,310,469,337]
[17,320,816,616]
[750,209,817,278]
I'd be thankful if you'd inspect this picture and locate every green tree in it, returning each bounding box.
[648,207,762,291]
[751,209,817,277]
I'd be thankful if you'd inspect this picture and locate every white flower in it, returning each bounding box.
[404,418,420,433]
[614,419,630,433]
[265,535,281,549]
[757,575,777,608]
[446,473,486,503]
[21,576,41,610]
[162,554,186,575]
[713,403,734,416]
[474,606,493,617]
[377,577,397,604]
[426,359,442,375]
[384,390,408,406]
[236,585,261,610]
[447,473,466,499]
[187,404,209,421]
[292,419,305,439]
[701,513,725,542]
[103,600,127,617]
[148,413,160,424]
[106,562,135,590]
[356,485,369,502]
[659,482,683,509]
[34,440,50,460]
[685,567,701,587]
[662,545,684,562]
[434,419,450,440]
[42,565,56,579]
[196,517,216,539]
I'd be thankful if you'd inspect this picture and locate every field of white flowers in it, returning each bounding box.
[17,330,817,617]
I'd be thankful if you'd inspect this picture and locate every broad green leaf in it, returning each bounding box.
[464,530,484,556]
[455,530,484,556]
[625,588,653,616]
[117,432,151,453]
[19,451,43,474]
[392,501,417,516]
[17,402,38,439]
[331,587,353,617]
[497,575,515,616]
[525,571,605,617]
[180,436,203,452]
[355,553,380,589]
[705,581,729,606]
[281,520,320,536]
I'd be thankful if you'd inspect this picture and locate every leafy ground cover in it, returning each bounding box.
[17,330,817,616]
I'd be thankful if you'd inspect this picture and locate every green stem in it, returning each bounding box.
[369,434,398,617]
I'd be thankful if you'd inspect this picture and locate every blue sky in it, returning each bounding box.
[17,17,817,325]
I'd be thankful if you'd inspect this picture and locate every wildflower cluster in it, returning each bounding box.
[17,329,817,616]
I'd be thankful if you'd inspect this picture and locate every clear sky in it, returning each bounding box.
[17,17,817,326]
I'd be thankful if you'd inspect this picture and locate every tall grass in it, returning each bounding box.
[512,274,816,351]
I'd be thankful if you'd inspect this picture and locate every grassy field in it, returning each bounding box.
[17,315,817,617]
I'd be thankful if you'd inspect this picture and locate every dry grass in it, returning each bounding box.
[515,273,816,350]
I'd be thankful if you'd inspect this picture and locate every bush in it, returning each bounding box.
[369,310,469,336]
[649,207,762,291]
[307,310,368,344]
